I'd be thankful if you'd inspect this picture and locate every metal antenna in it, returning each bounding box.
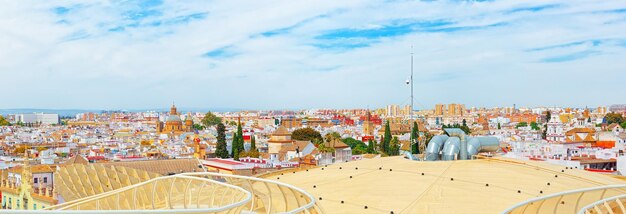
[410,46,415,147]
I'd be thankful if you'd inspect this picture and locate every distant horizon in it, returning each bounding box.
[1,103,621,113]
[1,1,625,109]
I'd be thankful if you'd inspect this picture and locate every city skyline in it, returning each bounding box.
[1,0,625,109]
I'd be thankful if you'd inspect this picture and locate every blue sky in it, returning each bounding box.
[0,0,625,110]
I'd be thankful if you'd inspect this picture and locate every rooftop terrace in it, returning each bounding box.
[263,156,625,213]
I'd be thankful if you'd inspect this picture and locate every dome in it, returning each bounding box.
[167,115,181,122]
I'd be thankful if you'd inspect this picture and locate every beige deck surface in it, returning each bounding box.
[265,156,625,214]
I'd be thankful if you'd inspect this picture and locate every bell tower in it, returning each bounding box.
[363,111,374,136]
[170,103,178,115]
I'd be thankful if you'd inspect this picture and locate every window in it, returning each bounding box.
[34,178,39,183]
[43,177,48,183]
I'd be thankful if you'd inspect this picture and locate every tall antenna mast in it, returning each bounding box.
[410,45,415,148]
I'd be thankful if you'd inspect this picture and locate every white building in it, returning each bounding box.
[546,111,565,142]
[13,113,59,125]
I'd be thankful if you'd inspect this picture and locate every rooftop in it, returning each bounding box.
[263,156,625,213]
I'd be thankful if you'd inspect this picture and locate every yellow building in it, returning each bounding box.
[0,152,57,210]
[435,104,445,116]
[446,103,465,116]
[156,104,193,134]
[559,113,574,124]
[192,135,207,159]
[267,126,294,161]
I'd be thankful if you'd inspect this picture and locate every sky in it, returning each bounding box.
[0,0,625,110]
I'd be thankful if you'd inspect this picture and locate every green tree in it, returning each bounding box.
[0,115,10,126]
[325,132,342,142]
[530,121,540,130]
[317,142,335,153]
[236,119,244,152]
[192,124,205,130]
[231,132,239,157]
[201,111,222,127]
[367,139,376,154]
[250,135,257,151]
[291,127,323,142]
[233,147,239,161]
[605,113,625,124]
[383,121,392,154]
[215,123,229,158]
[497,123,501,130]
[389,136,400,156]
[240,149,259,159]
[341,137,368,155]
[515,122,528,128]
[411,121,419,154]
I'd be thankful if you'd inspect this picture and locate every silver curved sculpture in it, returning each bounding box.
[442,137,461,161]
[424,135,449,161]
[467,137,500,158]
[424,128,500,161]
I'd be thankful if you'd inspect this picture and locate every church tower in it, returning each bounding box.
[184,113,194,132]
[170,104,178,115]
[163,103,184,134]
[547,111,565,142]
[363,111,374,136]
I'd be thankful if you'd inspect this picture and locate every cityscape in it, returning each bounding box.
[2,0,626,214]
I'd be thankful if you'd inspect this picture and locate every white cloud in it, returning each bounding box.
[0,0,625,110]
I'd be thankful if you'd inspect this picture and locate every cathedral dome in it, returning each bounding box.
[167,115,181,122]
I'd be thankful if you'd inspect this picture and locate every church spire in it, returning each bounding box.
[170,103,178,115]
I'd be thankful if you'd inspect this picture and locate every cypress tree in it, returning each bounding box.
[237,118,244,152]
[411,121,419,154]
[383,120,392,154]
[251,135,257,151]
[233,147,239,161]
[215,123,229,158]
[231,132,238,157]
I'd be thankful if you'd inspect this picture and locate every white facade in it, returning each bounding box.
[546,112,565,142]
[489,117,510,125]
[13,113,59,125]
